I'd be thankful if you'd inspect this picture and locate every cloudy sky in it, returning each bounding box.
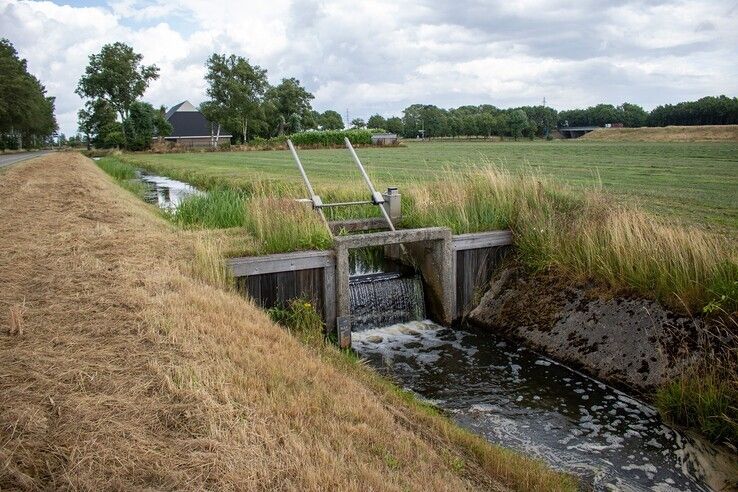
[2,0,737,136]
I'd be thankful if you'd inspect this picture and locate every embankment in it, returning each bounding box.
[581,124,738,142]
[468,267,737,449]
[0,153,573,490]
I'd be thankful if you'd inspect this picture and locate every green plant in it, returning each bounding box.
[171,188,247,229]
[268,297,324,346]
[244,197,333,254]
[656,365,737,445]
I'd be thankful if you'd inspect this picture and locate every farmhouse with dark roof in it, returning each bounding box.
[163,101,231,147]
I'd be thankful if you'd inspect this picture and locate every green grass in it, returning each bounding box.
[95,156,150,197]
[656,365,737,445]
[120,140,738,233]
[171,188,248,229]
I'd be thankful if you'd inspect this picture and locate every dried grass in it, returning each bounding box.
[0,153,573,490]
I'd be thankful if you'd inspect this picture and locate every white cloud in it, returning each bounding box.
[1,0,736,136]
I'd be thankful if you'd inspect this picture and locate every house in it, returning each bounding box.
[163,101,231,147]
[371,133,399,145]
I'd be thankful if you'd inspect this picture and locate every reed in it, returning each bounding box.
[402,164,737,313]
[244,197,333,254]
[171,188,248,229]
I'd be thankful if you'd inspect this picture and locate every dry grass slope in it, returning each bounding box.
[0,154,573,490]
[582,125,738,142]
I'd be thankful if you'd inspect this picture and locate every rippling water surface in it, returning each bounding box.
[353,321,734,491]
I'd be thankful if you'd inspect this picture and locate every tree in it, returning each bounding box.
[367,114,386,130]
[508,109,529,140]
[0,38,57,149]
[350,117,365,129]
[77,99,118,149]
[76,42,159,122]
[202,53,268,143]
[319,110,344,130]
[385,116,403,135]
[264,78,315,135]
[123,101,172,151]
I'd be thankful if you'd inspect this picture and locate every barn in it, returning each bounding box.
[163,101,231,147]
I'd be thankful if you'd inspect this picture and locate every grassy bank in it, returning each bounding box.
[98,155,737,315]
[0,153,575,490]
[119,140,738,231]
[97,153,737,445]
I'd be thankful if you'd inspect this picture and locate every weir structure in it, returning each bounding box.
[227,139,512,347]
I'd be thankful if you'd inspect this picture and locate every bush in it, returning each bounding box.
[268,297,325,346]
[289,129,374,147]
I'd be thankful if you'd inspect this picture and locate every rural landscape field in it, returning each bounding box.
[122,139,738,232]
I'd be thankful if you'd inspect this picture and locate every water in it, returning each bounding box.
[136,171,201,210]
[349,246,426,331]
[352,321,735,491]
[349,273,426,331]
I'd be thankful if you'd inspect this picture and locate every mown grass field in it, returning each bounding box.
[121,140,738,233]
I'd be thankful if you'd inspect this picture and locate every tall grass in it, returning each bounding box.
[96,156,138,180]
[244,197,333,254]
[171,188,248,229]
[402,165,738,313]
[95,156,150,197]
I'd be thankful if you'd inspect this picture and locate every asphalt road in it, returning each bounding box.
[0,150,51,169]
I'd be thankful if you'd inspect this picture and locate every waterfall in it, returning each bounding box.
[349,272,426,331]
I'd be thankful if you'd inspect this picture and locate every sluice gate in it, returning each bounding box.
[226,139,512,347]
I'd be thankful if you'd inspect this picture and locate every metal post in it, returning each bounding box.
[344,137,396,231]
[287,139,331,234]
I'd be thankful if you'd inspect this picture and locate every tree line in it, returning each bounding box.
[74,42,738,148]
[366,96,738,140]
[0,39,58,150]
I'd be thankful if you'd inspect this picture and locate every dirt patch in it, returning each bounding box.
[469,268,708,392]
[581,125,738,142]
[0,154,573,490]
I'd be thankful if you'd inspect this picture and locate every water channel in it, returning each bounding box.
[348,247,734,491]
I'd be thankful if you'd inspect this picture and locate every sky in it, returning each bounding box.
[1,0,737,136]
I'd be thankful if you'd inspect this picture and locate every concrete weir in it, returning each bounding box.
[227,228,512,347]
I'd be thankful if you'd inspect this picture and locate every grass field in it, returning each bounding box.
[121,140,738,233]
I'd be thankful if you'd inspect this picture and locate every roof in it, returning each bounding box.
[165,100,232,138]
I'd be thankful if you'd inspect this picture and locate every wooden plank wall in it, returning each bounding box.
[237,268,326,317]
[455,246,509,319]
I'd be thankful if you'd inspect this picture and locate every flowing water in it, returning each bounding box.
[352,322,735,491]
[349,273,426,331]
[136,171,201,210]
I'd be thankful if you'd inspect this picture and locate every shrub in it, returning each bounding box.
[268,297,325,347]
[289,129,374,147]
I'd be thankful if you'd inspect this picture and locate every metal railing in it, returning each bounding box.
[286,138,396,235]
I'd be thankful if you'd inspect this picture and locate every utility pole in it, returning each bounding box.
[543,97,549,138]
[345,108,349,129]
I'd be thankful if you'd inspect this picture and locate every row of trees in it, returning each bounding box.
[199,54,355,143]
[361,96,738,140]
[0,39,57,150]
[360,104,557,140]
[75,43,737,148]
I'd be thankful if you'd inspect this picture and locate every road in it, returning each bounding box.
[0,150,51,169]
